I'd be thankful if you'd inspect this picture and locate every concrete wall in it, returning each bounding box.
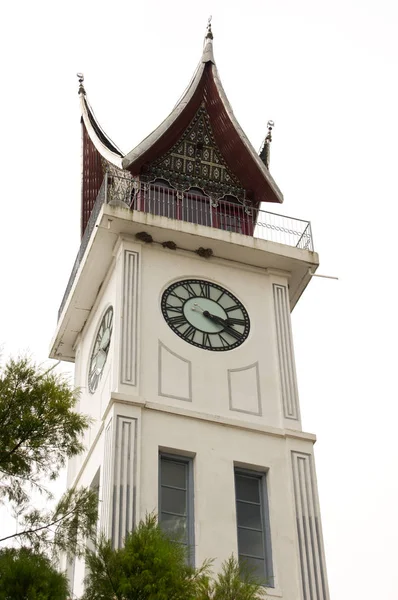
[115,238,302,430]
[68,235,329,600]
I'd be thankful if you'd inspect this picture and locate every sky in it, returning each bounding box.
[1,0,397,597]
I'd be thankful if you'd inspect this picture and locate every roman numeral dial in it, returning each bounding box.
[161,280,250,351]
[88,306,114,394]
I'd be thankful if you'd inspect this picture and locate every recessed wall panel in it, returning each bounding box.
[158,341,192,402]
[228,362,261,415]
[273,284,300,420]
[120,250,139,387]
[291,451,329,600]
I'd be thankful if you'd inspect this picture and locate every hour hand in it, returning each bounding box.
[205,312,226,326]
[203,312,233,330]
[205,313,243,340]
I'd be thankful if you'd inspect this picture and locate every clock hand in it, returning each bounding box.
[192,303,205,313]
[192,303,226,322]
[192,304,242,338]
[204,313,243,340]
[203,311,226,325]
[204,311,238,331]
[221,322,243,341]
[99,329,111,351]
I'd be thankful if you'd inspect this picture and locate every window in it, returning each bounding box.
[159,454,194,562]
[235,469,273,586]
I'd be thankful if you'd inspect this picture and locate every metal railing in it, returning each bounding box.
[107,176,313,249]
[58,176,313,319]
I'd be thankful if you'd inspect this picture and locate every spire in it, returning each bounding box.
[206,15,213,40]
[77,72,86,96]
[259,120,275,169]
[202,16,215,64]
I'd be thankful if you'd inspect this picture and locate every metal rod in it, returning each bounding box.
[308,269,338,280]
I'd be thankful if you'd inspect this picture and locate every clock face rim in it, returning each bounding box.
[88,305,114,394]
[161,279,250,351]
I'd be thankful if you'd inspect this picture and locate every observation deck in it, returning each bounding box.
[58,175,315,321]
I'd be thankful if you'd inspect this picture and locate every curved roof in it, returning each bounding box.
[79,83,124,168]
[122,32,283,204]
[79,28,283,204]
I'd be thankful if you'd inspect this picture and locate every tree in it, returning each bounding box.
[0,547,69,600]
[82,514,208,600]
[197,556,266,600]
[0,356,98,557]
[83,515,265,600]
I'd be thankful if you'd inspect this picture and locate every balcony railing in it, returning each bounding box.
[58,176,313,319]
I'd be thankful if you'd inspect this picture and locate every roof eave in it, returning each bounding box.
[80,93,124,169]
[122,33,283,204]
[210,63,283,204]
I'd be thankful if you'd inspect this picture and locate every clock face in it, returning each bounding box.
[161,279,250,351]
[88,306,113,394]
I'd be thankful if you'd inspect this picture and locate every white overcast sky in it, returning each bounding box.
[1,0,397,598]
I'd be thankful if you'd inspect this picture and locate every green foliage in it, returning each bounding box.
[83,515,265,600]
[197,556,266,600]
[0,357,89,505]
[0,356,98,557]
[82,514,210,600]
[0,547,69,600]
[14,486,100,560]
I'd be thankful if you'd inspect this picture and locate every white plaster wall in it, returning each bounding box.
[69,401,320,600]
[139,407,312,599]
[66,235,310,597]
[132,243,295,430]
[68,265,117,484]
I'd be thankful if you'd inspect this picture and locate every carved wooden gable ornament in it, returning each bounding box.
[143,105,245,201]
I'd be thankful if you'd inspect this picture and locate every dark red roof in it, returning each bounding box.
[80,31,283,205]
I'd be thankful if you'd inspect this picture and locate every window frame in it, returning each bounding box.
[158,452,195,564]
[234,467,274,587]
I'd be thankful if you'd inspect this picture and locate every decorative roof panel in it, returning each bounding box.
[79,28,283,205]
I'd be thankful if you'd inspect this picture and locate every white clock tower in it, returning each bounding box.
[51,25,330,600]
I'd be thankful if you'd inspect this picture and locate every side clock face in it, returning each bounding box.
[161,279,250,351]
[88,306,113,394]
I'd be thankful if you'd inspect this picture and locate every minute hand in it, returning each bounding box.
[221,322,243,341]
[203,311,243,340]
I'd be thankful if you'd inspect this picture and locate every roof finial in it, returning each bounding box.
[77,72,86,95]
[206,16,213,40]
[266,119,274,143]
[259,120,275,169]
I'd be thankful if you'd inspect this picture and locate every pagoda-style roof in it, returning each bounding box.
[122,29,282,204]
[78,25,283,208]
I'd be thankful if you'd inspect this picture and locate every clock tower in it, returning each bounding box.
[51,24,330,600]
